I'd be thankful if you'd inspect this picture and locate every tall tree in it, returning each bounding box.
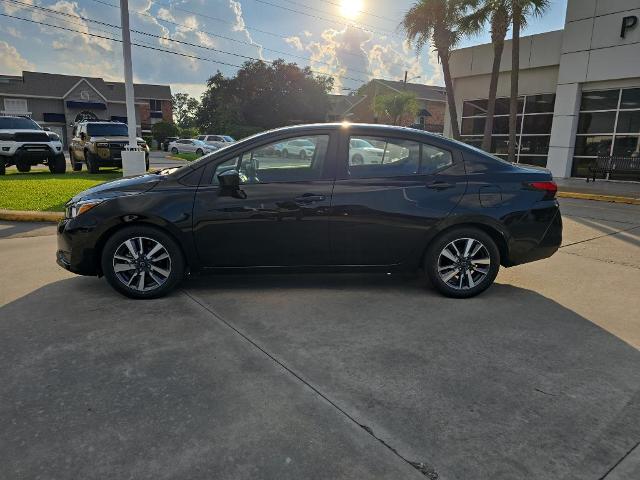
[172,93,200,129]
[373,92,420,126]
[402,0,469,140]
[508,0,549,162]
[461,1,511,152]
[196,60,333,134]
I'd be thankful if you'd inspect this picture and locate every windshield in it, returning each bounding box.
[0,117,41,130]
[86,123,129,137]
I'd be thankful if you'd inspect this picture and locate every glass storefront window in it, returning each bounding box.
[519,136,550,155]
[580,90,620,111]
[460,94,554,167]
[615,111,640,134]
[572,157,593,177]
[525,94,556,113]
[612,136,640,157]
[519,156,548,167]
[577,112,617,134]
[461,117,486,135]
[620,89,640,110]
[574,136,613,157]
[523,114,553,134]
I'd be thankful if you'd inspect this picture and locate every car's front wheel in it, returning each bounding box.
[101,226,185,299]
[171,147,178,154]
[425,227,500,298]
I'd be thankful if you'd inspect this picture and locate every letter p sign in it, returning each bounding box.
[621,16,638,38]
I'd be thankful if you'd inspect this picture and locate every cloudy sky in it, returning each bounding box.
[0,0,569,98]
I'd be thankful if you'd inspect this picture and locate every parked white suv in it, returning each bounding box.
[0,116,65,174]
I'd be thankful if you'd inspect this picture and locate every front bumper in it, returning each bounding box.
[95,148,149,166]
[56,218,101,276]
[1,143,63,164]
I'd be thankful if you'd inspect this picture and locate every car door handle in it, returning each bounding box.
[426,181,454,191]
[295,194,326,204]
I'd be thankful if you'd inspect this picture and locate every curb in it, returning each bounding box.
[0,209,63,223]
[557,192,640,205]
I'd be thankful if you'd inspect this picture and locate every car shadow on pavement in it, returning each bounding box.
[0,274,639,480]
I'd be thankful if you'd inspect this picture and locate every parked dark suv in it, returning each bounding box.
[57,123,562,299]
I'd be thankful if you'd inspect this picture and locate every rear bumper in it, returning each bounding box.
[504,203,563,266]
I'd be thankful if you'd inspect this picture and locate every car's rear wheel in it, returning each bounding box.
[171,147,178,154]
[48,153,67,174]
[85,151,99,173]
[352,154,364,165]
[16,160,31,173]
[196,148,203,156]
[425,227,500,298]
[101,226,185,299]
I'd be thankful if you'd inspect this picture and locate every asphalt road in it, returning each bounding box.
[0,199,638,480]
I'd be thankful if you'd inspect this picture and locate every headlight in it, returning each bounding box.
[96,143,109,148]
[47,132,60,142]
[66,199,104,218]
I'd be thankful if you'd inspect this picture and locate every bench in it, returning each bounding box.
[587,156,640,182]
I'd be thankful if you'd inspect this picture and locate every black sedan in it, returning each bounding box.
[57,123,562,299]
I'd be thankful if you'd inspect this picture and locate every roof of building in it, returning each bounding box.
[0,71,172,100]
[327,94,368,116]
[373,79,447,102]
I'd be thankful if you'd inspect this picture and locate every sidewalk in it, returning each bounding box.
[555,178,640,204]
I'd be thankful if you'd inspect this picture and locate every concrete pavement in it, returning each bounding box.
[0,198,638,479]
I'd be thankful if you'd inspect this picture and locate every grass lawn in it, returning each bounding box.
[0,169,120,212]
[172,153,200,161]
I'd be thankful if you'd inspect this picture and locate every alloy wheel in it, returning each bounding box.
[437,238,491,290]
[112,236,172,292]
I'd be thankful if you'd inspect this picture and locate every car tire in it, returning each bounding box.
[48,153,67,174]
[351,154,364,165]
[16,160,31,173]
[171,147,178,154]
[85,151,99,173]
[145,156,150,171]
[424,227,500,299]
[101,225,185,299]
[196,149,203,156]
[70,150,82,171]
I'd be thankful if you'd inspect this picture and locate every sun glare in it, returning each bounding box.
[340,0,363,19]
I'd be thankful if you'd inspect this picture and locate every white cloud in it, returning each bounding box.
[228,0,263,59]
[285,36,303,51]
[0,40,35,74]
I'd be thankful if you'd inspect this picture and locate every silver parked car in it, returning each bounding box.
[197,134,236,149]
[168,139,217,156]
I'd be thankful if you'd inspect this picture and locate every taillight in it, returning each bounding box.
[527,181,558,200]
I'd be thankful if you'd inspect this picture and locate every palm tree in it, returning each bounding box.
[508,0,549,162]
[402,0,470,140]
[373,92,420,126]
[460,1,511,152]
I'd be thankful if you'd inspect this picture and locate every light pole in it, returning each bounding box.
[119,0,146,176]
[403,71,421,90]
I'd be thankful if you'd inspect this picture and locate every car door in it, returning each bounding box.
[329,130,468,266]
[192,131,337,267]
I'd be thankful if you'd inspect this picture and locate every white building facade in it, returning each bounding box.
[445,0,640,180]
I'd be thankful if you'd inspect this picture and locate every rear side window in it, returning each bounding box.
[347,136,453,178]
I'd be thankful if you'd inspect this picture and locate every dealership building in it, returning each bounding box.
[445,0,640,180]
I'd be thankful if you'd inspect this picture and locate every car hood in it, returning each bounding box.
[90,136,145,143]
[70,173,161,203]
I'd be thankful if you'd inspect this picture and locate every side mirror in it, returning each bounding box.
[217,169,240,189]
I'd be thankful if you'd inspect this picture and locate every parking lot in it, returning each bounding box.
[1,198,639,479]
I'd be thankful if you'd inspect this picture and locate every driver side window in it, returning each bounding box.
[238,135,329,184]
